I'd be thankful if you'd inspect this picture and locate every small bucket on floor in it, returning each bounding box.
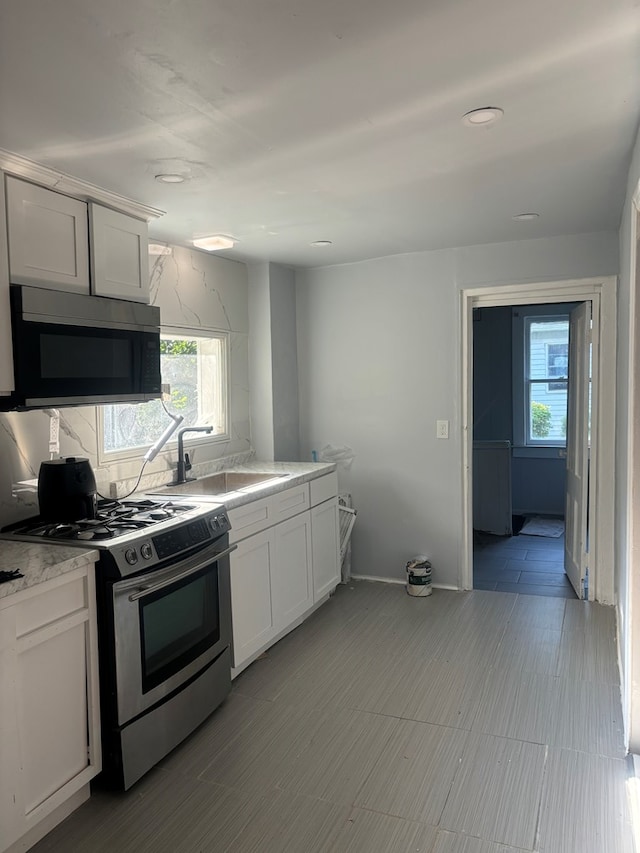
[406,556,432,596]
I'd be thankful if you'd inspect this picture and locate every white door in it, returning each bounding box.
[564,302,591,598]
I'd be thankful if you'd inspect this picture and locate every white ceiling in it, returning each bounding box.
[1,0,639,267]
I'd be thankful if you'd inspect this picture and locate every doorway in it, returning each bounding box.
[460,277,617,604]
[471,301,578,598]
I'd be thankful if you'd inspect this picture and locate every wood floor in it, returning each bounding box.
[33,581,632,853]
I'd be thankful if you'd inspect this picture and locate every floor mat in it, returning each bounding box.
[519,516,565,538]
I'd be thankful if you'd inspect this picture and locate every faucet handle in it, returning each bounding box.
[184,452,192,472]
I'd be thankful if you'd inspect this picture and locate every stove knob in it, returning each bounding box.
[140,543,153,560]
[125,548,138,565]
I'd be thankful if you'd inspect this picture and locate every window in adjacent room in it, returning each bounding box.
[100,329,228,461]
[513,307,573,449]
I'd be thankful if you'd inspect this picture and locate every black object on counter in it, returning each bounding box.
[0,569,24,583]
[38,457,98,522]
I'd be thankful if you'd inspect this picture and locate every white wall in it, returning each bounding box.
[269,264,300,462]
[617,123,640,751]
[0,246,250,526]
[296,232,618,587]
[248,262,275,461]
[248,262,300,462]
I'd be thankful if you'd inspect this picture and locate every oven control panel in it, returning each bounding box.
[109,510,230,577]
[154,518,210,559]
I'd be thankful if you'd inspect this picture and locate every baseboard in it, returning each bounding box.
[350,573,459,591]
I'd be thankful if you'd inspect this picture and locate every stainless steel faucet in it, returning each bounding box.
[176,426,213,484]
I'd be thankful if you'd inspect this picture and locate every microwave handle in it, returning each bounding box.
[128,544,237,602]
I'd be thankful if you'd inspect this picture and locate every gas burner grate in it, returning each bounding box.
[76,526,115,540]
[4,496,202,544]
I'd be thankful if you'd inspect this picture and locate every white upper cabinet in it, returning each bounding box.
[5,176,90,293]
[89,203,149,302]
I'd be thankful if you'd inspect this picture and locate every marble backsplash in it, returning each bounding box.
[0,245,252,528]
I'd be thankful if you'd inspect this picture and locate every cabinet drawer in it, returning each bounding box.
[271,483,309,524]
[15,575,87,638]
[310,472,338,507]
[228,484,311,542]
[228,495,272,543]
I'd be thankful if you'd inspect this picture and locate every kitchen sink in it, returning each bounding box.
[156,471,286,496]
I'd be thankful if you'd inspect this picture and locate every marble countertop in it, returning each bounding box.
[0,462,335,600]
[0,541,98,601]
[146,460,337,510]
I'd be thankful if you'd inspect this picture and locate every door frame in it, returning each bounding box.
[460,276,617,603]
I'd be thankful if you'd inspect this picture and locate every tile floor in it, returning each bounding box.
[33,581,632,853]
[473,528,577,599]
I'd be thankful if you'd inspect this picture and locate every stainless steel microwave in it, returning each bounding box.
[2,285,162,411]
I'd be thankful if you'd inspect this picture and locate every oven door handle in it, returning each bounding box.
[128,544,237,602]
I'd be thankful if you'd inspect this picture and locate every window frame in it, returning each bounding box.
[512,304,575,451]
[97,325,230,465]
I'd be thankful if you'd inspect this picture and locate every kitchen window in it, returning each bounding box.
[513,307,572,449]
[99,329,228,461]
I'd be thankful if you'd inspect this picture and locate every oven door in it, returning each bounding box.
[111,538,234,725]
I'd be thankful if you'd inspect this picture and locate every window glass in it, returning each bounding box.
[101,331,227,457]
[526,318,569,445]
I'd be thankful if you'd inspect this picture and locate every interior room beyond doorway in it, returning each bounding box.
[472,302,579,599]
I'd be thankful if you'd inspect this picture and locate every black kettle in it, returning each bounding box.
[38,457,98,522]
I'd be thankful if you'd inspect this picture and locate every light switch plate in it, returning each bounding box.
[436,419,449,439]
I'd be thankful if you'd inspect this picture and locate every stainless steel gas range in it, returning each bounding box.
[2,497,235,790]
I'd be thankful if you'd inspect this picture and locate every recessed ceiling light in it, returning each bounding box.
[192,235,236,251]
[462,107,504,127]
[513,213,540,221]
[155,173,186,184]
[310,240,332,247]
[148,243,173,255]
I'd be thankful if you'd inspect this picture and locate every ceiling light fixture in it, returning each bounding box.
[462,107,504,127]
[192,235,236,251]
[512,213,540,221]
[155,173,186,184]
[310,240,332,247]
[148,243,173,255]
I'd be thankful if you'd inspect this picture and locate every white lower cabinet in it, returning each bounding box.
[229,476,339,674]
[272,512,313,628]
[311,497,340,602]
[0,564,101,853]
[229,529,275,667]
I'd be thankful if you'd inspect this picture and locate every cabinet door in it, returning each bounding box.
[16,621,90,814]
[6,176,90,293]
[273,512,313,629]
[89,203,149,302]
[230,529,276,668]
[1,566,101,852]
[311,498,340,602]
